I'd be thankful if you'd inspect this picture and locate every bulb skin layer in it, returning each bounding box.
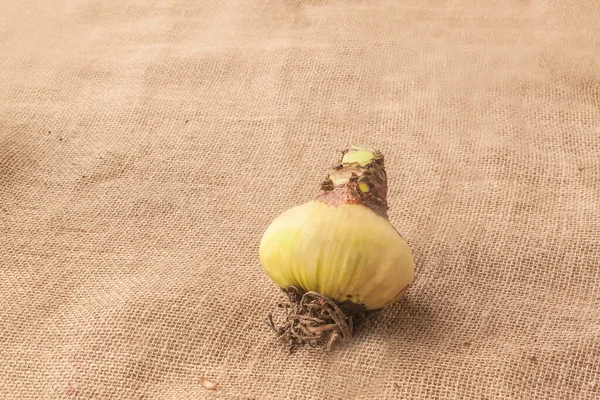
[259,200,414,310]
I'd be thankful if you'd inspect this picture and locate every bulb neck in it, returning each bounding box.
[316,146,388,218]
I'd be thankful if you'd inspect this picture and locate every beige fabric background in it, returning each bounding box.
[1,1,599,399]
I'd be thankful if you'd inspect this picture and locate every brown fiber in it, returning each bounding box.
[1,1,599,399]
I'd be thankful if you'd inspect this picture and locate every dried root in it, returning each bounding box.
[267,286,372,353]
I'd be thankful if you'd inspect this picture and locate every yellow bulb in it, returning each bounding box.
[259,200,414,310]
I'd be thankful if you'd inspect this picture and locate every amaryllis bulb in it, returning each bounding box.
[259,146,414,311]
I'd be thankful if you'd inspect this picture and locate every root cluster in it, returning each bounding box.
[267,287,370,353]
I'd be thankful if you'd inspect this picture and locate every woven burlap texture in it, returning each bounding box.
[1,1,599,399]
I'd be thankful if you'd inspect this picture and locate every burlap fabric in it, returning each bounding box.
[1,1,599,399]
